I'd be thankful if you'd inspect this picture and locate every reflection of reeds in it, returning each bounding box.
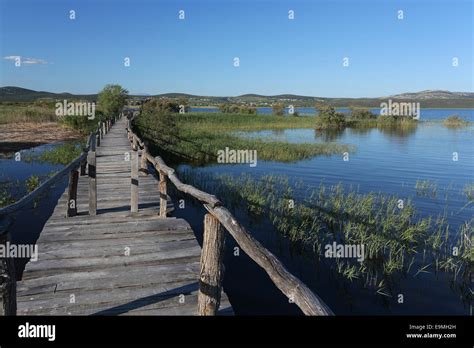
[177,170,472,299]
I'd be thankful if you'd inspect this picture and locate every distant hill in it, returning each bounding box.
[0,86,96,102]
[1,86,473,108]
[387,90,474,100]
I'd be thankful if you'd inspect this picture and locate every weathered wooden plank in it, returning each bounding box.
[16,116,233,317]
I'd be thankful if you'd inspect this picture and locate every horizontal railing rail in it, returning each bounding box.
[125,117,333,316]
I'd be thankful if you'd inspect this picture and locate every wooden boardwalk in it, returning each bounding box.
[15,117,233,315]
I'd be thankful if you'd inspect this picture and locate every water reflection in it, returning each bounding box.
[314,128,345,142]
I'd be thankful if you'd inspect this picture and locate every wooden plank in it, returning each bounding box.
[16,116,233,316]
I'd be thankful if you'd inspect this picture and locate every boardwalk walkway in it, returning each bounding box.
[16,117,233,315]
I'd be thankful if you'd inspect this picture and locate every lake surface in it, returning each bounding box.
[1,118,473,315]
[176,121,474,315]
[191,107,474,121]
[0,143,69,274]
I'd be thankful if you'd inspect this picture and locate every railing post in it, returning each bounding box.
[88,136,97,216]
[102,120,107,135]
[66,169,79,217]
[80,158,87,176]
[159,171,167,217]
[197,213,226,315]
[139,150,148,176]
[132,135,138,151]
[0,217,16,316]
[131,136,139,213]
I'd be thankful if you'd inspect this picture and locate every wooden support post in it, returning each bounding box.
[131,147,139,213]
[98,121,102,139]
[139,150,148,176]
[197,213,226,315]
[159,172,167,217]
[132,135,138,151]
[66,170,79,217]
[80,158,87,176]
[103,121,107,135]
[0,218,16,316]
[88,136,97,216]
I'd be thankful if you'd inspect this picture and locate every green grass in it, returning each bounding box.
[174,170,472,293]
[0,101,103,134]
[174,112,316,131]
[0,102,57,124]
[24,142,84,165]
[0,188,15,207]
[25,175,40,193]
[135,112,353,163]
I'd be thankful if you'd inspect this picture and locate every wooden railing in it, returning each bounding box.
[126,118,334,316]
[0,114,121,315]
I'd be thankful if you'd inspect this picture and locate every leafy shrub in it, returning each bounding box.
[315,105,347,129]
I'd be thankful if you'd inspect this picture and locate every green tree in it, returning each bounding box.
[97,84,128,119]
[139,99,178,146]
[349,107,376,120]
[315,105,346,129]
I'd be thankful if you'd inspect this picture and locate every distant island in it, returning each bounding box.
[1,86,473,108]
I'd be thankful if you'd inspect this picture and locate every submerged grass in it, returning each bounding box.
[415,180,438,198]
[463,184,474,202]
[23,142,83,165]
[175,170,472,296]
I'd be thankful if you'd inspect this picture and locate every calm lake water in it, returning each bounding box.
[192,107,474,121]
[1,111,473,315]
[175,120,474,315]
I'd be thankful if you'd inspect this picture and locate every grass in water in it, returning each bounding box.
[25,175,40,193]
[24,142,83,165]
[0,189,15,207]
[175,170,472,296]
[443,115,470,128]
[463,184,474,202]
[415,180,438,198]
[135,111,353,164]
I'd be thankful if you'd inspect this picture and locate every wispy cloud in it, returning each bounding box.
[3,55,48,64]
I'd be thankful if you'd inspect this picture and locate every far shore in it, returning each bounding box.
[0,122,82,152]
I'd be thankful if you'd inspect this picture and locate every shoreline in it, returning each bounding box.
[0,122,82,152]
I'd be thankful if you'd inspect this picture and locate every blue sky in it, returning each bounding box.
[0,0,472,96]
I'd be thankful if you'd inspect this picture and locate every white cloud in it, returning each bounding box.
[3,55,48,64]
